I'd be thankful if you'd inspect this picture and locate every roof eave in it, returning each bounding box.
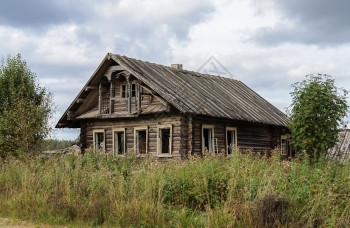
[56,53,116,128]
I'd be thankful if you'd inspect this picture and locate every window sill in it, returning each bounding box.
[157,154,172,158]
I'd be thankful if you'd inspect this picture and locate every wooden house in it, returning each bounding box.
[56,53,291,159]
[328,129,350,162]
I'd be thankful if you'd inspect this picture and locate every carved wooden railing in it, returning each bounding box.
[100,97,110,114]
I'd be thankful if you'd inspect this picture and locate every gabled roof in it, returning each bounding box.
[57,53,288,128]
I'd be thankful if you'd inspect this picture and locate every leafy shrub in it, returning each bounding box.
[0,54,53,157]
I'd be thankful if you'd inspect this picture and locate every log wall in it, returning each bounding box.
[82,113,183,158]
[80,114,288,159]
[191,116,288,156]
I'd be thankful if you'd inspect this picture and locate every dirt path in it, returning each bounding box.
[0,218,65,228]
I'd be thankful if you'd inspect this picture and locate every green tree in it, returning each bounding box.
[0,54,53,158]
[288,74,348,162]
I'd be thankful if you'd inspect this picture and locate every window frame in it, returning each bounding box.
[157,124,173,157]
[226,127,237,155]
[202,124,215,154]
[93,129,105,153]
[131,83,136,97]
[134,126,148,155]
[120,84,127,98]
[281,135,289,156]
[112,128,126,156]
[120,83,137,98]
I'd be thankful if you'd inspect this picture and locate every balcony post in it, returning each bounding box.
[98,82,102,114]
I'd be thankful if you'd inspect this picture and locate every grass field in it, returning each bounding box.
[0,150,349,227]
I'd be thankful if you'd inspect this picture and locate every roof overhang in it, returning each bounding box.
[56,53,118,128]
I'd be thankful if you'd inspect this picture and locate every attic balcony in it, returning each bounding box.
[100,97,110,114]
[98,79,141,116]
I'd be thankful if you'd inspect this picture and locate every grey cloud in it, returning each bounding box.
[0,0,216,139]
[251,0,350,46]
[0,0,215,62]
[168,5,214,40]
[0,0,93,28]
[113,1,214,41]
[106,1,215,62]
[276,0,350,24]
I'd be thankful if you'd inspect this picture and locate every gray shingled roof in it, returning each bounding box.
[112,54,287,126]
[56,53,288,128]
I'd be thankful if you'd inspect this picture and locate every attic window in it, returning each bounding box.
[121,84,127,98]
[131,84,136,97]
[120,83,136,98]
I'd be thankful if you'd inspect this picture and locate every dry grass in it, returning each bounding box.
[0,150,349,227]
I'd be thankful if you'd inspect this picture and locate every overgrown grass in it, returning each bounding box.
[0,150,349,227]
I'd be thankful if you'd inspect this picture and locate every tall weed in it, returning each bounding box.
[0,149,349,227]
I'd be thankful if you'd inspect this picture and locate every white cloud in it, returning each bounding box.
[33,25,92,65]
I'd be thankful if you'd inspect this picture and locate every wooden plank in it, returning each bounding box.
[84,86,98,91]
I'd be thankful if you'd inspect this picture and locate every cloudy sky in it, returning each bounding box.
[1,0,350,139]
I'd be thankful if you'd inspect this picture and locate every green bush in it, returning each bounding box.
[288,74,348,162]
[0,54,53,157]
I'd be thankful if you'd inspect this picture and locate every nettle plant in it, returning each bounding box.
[287,74,348,162]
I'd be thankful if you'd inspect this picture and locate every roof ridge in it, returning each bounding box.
[113,53,240,82]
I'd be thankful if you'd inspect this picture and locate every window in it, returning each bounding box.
[121,83,136,98]
[281,135,290,156]
[226,127,237,155]
[202,125,214,154]
[157,125,172,156]
[131,83,136,97]
[93,130,105,152]
[113,128,125,155]
[121,84,127,98]
[134,126,148,155]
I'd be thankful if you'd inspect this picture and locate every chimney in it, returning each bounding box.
[171,64,183,70]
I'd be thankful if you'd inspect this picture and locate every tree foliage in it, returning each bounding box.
[0,54,53,158]
[288,74,348,162]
